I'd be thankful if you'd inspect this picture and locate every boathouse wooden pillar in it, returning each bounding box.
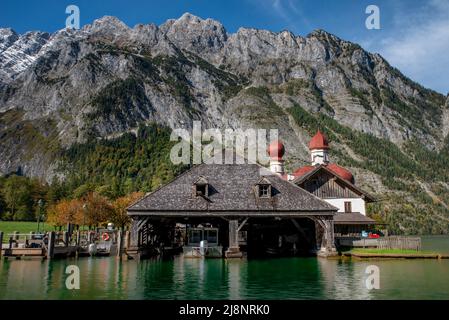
[129,218,140,249]
[324,218,336,253]
[225,219,242,258]
[0,231,3,259]
[126,217,141,260]
[314,218,323,251]
[313,216,336,257]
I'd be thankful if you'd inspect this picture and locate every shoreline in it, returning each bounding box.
[343,252,449,260]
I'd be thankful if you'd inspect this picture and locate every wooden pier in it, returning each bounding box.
[0,229,129,260]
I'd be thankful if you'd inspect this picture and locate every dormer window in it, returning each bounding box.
[196,184,207,197]
[256,177,272,198]
[193,176,209,198]
[259,184,270,197]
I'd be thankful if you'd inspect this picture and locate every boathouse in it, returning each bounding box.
[127,163,338,259]
[126,130,380,259]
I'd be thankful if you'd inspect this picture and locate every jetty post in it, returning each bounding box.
[14,231,19,247]
[0,231,3,258]
[88,231,94,244]
[47,232,55,259]
[8,235,13,249]
[117,229,123,259]
[75,231,81,258]
[125,231,130,250]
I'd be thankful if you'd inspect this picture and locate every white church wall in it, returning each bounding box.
[311,148,329,165]
[324,198,366,215]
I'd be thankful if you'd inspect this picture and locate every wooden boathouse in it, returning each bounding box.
[126,163,339,259]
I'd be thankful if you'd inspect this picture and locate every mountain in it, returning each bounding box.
[0,13,448,234]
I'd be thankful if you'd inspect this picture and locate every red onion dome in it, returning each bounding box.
[267,140,285,160]
[309,130,329,150]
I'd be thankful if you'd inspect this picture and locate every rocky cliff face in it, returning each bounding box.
[0,28,50,84]
[0,13,447,181]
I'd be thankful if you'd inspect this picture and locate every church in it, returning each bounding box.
[268,130,377,238]
[127,130,378,259]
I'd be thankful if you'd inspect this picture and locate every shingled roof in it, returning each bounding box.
[333,212,378,225]
[128,163,338,217]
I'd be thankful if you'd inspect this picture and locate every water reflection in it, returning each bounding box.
[317,258,373,300]
[1,254,449,300]
[227,260,243,299]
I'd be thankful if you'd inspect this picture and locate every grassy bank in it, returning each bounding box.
[0,221,51,242]
[346,248,448,259]
[350,248,439,255]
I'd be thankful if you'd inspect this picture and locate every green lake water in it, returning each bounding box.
[1,236,448,300]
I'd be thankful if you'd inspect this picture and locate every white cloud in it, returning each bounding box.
[372,0,449,94]
[247,0,312,33]
[270,0,300,31]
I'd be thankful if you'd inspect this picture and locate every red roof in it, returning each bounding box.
[293,163,354,183]
[292,165,315,177]
[309,130,329,150]
[327,163,354,183]
[267,140,285,160]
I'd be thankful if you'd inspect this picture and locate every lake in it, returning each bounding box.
[0,236,448,300]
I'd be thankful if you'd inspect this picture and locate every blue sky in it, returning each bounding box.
[1,0,448,94]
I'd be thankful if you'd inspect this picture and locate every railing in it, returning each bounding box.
[1,229,127,259]
[350,238,379,248]
[335,233,364,238]
[5,233,45,248]
[340,236,421,251]
[4,231,87,248]
[377,236,421,251]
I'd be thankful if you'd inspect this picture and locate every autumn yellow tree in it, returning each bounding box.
[47,192,142,230]
[111,192,144,229]
[47,198,83,227]
[83,192,115,228]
